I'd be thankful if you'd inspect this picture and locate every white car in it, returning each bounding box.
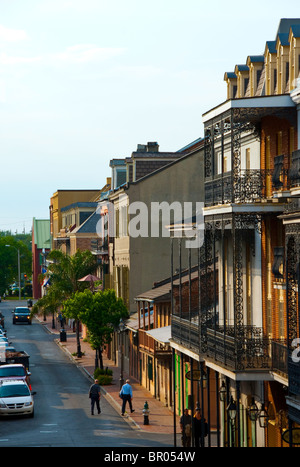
[0,380,35,417]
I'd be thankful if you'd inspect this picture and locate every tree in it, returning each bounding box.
[46,249,97,295]
[44,249,97,355]
[0,236,32,295]
[31,286,65,329]
[63,289,128,367]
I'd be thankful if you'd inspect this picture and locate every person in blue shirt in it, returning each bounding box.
[119,379,135,416]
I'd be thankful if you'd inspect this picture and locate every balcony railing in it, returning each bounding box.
[288,348,300,395]
[271,340,288,376]
[171,318,273,371]
[205,170,272,206]
[206,326,272,371]
[171,315,202,354]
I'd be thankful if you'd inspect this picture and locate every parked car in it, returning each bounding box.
[0,364,31,387]
[0,337,10,346]
[0,380,35,417]
[12,307,32,325]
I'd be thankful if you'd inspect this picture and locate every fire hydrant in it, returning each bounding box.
[143,401,150,425]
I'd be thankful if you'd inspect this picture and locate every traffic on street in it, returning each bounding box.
[0,300,176,448]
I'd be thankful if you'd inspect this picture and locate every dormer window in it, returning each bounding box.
[224,72,237,99]
[234,64,250,98]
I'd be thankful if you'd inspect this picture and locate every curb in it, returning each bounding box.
[44,322,142,431]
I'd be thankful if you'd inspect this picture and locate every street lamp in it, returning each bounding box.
[227,396,237,447]
[227,396,237,422]
[219,381,226,402]
[5,245,21,301]
[258,403,269,428]
[248,397,259,422]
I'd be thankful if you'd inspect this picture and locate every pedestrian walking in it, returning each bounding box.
[193,409,208,447]
[180,408,192,447]
[119,379,135,416]
[89,379,101,415]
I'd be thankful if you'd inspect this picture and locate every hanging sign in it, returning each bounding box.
[282,428,300,445]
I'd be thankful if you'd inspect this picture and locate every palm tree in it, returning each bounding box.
[31,286,64,328]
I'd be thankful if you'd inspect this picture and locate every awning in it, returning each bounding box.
[145,325,171,344]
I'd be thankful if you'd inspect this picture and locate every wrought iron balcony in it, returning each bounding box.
[204,161,295,207]
[171,317,273,372]
[288,349,300,395]
[171,315,202,354]
[271,340,288,377]
[205,170,272,206]
[289,149,300,188]
[206,325,272,371]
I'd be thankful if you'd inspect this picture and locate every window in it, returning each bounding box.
[286,61,289,84]
[246,148,251,170]
[256,69,262,86]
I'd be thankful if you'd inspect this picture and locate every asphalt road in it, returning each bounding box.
[0,300,178,449]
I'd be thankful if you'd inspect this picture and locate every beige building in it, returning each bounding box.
[109,139,204,313]
[50,189,101,249]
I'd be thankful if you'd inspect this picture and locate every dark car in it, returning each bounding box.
[12,307,32,325]
[0,364,31,387]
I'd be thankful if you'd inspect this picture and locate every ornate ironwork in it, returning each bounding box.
[285,232,299,347]
[289,149,300,187]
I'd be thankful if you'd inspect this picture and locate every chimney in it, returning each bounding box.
[136,144,147,152]
[147,142,159,152]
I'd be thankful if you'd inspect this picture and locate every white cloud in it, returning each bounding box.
[0,25,28,42]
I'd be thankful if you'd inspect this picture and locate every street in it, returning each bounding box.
[0,300,177,448]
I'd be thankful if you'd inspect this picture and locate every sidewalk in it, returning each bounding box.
[36,315,181,436]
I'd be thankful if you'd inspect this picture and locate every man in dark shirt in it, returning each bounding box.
[180,409,192,447]
[89,379,101,415]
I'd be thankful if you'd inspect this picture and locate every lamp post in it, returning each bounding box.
[219,380,227,447]
[227,396,237,447]
[5,245,21,301]
[119,319,126,390]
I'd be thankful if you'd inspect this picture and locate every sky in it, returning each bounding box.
[0,0,299,234]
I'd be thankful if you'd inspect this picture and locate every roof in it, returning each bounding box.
[224,72,237,80]
[247,55,264,63]
[125,312,154,331]
[146,325,171,344]
[265,40,277,54]
[135,282,171,302]
[276,18,300,35]
[235,64,249,72]
[176,137,204,153]
[277,33,290,46]
[131,151,183,159]
[290,24,300,38]
[32,218,51,249]
[72,210,101,234]
[135,267,199,303]
[61,202,98,212]
[110,159,126,167]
